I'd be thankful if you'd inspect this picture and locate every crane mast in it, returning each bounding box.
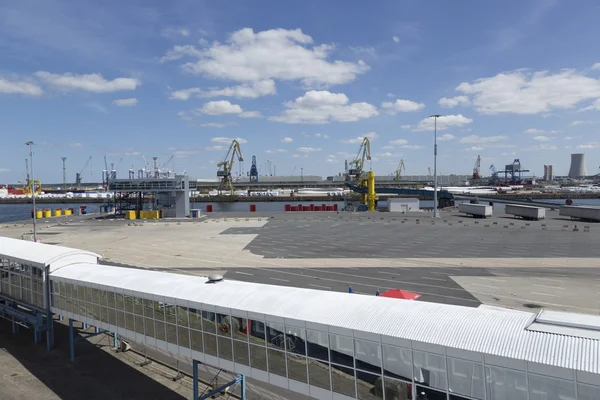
[394,159,405,181]
[348,137,371,182]
[217,140,244,194]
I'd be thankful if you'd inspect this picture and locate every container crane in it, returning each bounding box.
[217,140,243,194]
[249,155,258,182]
[489,164,499,184]
[348,137,371,182]
[472,155,481,180]
[393,159,405,181]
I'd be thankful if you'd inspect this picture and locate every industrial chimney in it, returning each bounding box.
[568,153,588,178]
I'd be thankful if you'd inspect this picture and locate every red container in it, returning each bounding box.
[314,206,322,211]
[326,206,334,211]
[310,204,315,211]
[291,206,298,211]
[322,204,326,210]
[206,204,213,212]
[297,204,302,210]
[333,204,338,211]
[249,204,256,212]
[284,204,291,212]
[302,206,309,211]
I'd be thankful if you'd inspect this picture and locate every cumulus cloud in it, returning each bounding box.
[0,78,43,96]
[533,135,551,141]
[381,99,425,114]
[438,96,470,108]
[211,137,247,144]
[464,146,484,151]
[460,135,507,144]
[161,27,191,38]
[270,90,378,124]
[169,80,276,100]
[265,149,287,154]
[392,36,400,43]
[580,99,600,111]
[35,72,140,92]
[162,28,369,87]
[570,120,593,126]
[389,139,408,146]
[456,69,600,114]
[592,63,600,70]
[239,111,262,118]
[414,114,473,131]
[195,100,242,115]
[376,152,394,157]
[314,133,329,139]
[524,128,560,134]
[577,142,600,149]
[281,137,293,143]
[340,132,378,144]
[198,123,227,128]
[297,147,322,153]
[438,133,456,141]
[112,98,137,107]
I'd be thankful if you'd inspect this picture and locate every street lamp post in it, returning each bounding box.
[25,141,37,241]
[429,115,442,218]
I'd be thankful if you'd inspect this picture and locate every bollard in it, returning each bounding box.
[376,290,380,296]
[348,286,353,293]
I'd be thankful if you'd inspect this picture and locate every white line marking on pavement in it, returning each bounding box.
[235,271,254,276]
[479,277,507,283]
[270,277,290,283]
[472,283,498,290]
[345,267,360,271]
[377,271,399,276]
[533,284,564,290]
[430,272,450,276]
[536,277,566,283]
[309,283,331,290]
[422,277,446,281]
[531,291,560,297]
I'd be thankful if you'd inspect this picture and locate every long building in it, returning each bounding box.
[1,237,599,399]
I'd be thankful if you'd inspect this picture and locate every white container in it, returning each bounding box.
[458,203,492,218]
[505,204,545,220]
[388,198,420,212]
[559,205,600,221]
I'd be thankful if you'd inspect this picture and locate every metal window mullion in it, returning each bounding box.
[525,361,530,400]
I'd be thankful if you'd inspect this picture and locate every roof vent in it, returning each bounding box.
[527,310,600,340]
[207,274,224,284]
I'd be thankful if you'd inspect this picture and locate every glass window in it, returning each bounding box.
[250,345,267,372]
[166,324,178,344]
[189,308,202,330]
[357,370,384,400]
[177,306,189,328]
[285,326,306,356]
[191,329,203,352]
[383,377,412,400]
[308,358,330,390]
[307,329,329,361]
[267,322,285,350]
[100,307,109,324]
[93,288,100,306]
[485,365,527,400]
[218,337,233,361]
[578,384,600,400]
[413,351,447,390]
[250,320,266,345]
[115,293,124,311]
[178,325,190,349]
[332,365,356,398]
[355,339,382,374]
[116,310,125,328]
[92,303,100,320]
[528,374,576,400]
[155,301,165,322]
[144,318,155,338]
[125,313,134,331]
[203,333,218,357]
[124,295,133,313]
[267,349,287,377]
[217,313,232,337]
[107,291,115,309]
[107,308,116,326]
[232,317,248,341]
[155,321,166,342]
[133,297,143,315]
[233,340,250,366]
[330,334,354,368]
[287,354,307,383]
[100,290,109,307]
[142,299,153,319]
[135,315,144,335]
[165,304,176,324]
[448,357,484,399]
[202,311,216,334]
[383,345,412,382]
[416,386,446,400]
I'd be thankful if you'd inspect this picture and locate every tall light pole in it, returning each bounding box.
[25,141,37,241]
[429,115,442,218]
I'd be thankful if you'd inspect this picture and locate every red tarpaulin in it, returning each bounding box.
[380,289,421,300]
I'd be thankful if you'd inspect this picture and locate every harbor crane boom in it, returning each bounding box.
[75,156,92,186]
[217,140,244,193]
[348,137,371,182]
[472,155,481,180]
[393,159,405,181]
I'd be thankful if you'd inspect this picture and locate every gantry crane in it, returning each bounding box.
[75,156,92,187]
[489,164,499,185]
[217,140,243,194]
[393,159,405,181]
[348,137,371,183]
[472,155,481,180]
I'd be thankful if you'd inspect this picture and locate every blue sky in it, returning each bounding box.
[2,0,600,184]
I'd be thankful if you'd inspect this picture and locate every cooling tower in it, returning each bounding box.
[568,153,588,178]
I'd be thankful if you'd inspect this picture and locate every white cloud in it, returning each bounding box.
[163,28,369,87]
[297,147,322,153]
[349,46,376,57]
[239,111,262,118]
[204,145,226,151]
[580,99,600,111]
[464,146,484,151]
[570,120,593,126]
[35,72,140,92]
[265,149,287,154]
[112,98,137,107]
[577,142,600,149]
[0,168,10,173]
[170,80,276,100]
[389,139,408,146]
[460,135,507,144]
[325,155,337,163]
[195,100,243,115]
[400,124,411,129]
[281,137,293,143]
[524,144,557,151]
[211,137,247,144]
[456,69,600,114]
[438,96,470,108]
[314,133,329,139]
[0,78,43,96]
[414,114,473,131]
[270,90,378,124]
[533,135,551,141]
[199,123,227,128]
[161,27,191,38]
[524,128,543,134]
[292,154,301,158]
[381,99,425,114]
[392,36,400,43]
[399,145,424,149]
[438,133,456,141]
[381,145,394,150]
[340,132,378,144]
[592,63,600,70]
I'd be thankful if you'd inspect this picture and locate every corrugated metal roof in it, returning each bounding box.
[52,263,600,375]
[0,236,100,271]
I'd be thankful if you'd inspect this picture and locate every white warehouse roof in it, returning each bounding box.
[52,262,600,375]
[0,236,100,272]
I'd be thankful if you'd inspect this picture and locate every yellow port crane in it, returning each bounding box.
[348,137,371,183]
[393,159,405,181]
[217,139,243,194]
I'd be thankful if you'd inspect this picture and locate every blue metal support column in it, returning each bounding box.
[193,360,199,400]
[198,374,245,400]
